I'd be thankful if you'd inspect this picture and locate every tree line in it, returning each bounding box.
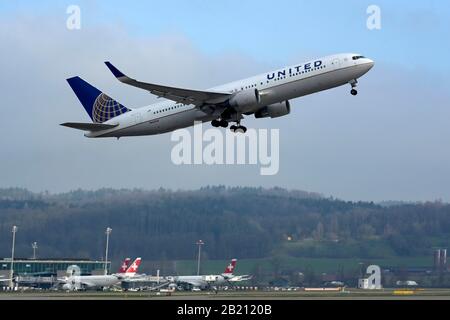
[0,186,449,261]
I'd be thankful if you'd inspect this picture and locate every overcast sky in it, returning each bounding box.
[1,0,449,202]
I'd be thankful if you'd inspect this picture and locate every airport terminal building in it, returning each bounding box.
[1,258,109,276]
[0,258,110,289]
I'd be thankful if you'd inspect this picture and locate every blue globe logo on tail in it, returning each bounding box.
[92,93,129,123]
[66,76,130,123]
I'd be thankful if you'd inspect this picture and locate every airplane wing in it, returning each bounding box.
[228,275,253,282]
[60,122,119,131]
[104,62,231,107]
[78,280,95,288]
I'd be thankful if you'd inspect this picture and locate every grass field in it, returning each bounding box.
[1,288,450,300]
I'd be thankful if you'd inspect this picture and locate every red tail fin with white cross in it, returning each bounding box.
[223,259,237,275]
[118,258,131,273]
[125,258,142,276]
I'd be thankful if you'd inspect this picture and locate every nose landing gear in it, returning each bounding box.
[349,79,358,96]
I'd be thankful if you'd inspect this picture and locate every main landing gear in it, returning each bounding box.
[230,118,247,133]
[230,123,247,133]
[212,119,247,133]
[211,119,228,128]
[350,79,358,96]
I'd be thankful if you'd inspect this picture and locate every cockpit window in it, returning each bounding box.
[352,55,365,60]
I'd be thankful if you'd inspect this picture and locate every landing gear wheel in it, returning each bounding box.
[230,125,247,133]
[211,119,220,127]
[349,79,358,96]
[236,126,247,133]
[219,119,228,128]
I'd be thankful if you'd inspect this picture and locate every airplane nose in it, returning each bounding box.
[367,59,375,70]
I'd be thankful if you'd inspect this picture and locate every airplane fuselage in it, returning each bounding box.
[62,275,120,290]
[171,274,230,289]
[84,53,374,138]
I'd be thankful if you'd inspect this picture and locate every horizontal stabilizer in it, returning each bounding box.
[60,122,118,131]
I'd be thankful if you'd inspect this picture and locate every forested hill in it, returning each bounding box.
[0,187,449,261]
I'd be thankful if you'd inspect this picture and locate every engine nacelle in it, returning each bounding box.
[254,101,291,118]
[228,89,260,110]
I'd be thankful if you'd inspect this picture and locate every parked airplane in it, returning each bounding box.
[116,257,131,274]
[62,53,374,137]
[116,257,141,277]
[221,259,252,283]
[60,257,141,291]
[0,276,13,283]
[168,258,250,290]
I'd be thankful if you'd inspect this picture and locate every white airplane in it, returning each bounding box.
[0,276,13,284]
[60,257,141,291]
[62,53,374,136]
[168,258,250,290]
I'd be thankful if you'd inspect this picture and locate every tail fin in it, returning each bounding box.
[118,258,131,273]
[125,257,142,275]
[223,259,237,275]
[66,76,130,123]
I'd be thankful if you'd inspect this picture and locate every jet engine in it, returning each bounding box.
[228,89,260,110]
[254,101,291,118]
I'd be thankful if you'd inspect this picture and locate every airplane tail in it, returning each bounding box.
[125,257,142,276]
[66,76,130,123]
[118,258,131,273]
[223,259,237,275]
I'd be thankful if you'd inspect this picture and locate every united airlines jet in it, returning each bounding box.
[62,53,374,137]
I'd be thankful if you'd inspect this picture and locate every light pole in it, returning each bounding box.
[10,226,18,289]
[104,227,112,275]
[359,262,364,277]
[31,242,38,260]
[196,240,204,276]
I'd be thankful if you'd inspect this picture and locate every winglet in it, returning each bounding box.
[104,61,126,78]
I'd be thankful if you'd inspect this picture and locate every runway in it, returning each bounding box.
[1,289,450,300]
